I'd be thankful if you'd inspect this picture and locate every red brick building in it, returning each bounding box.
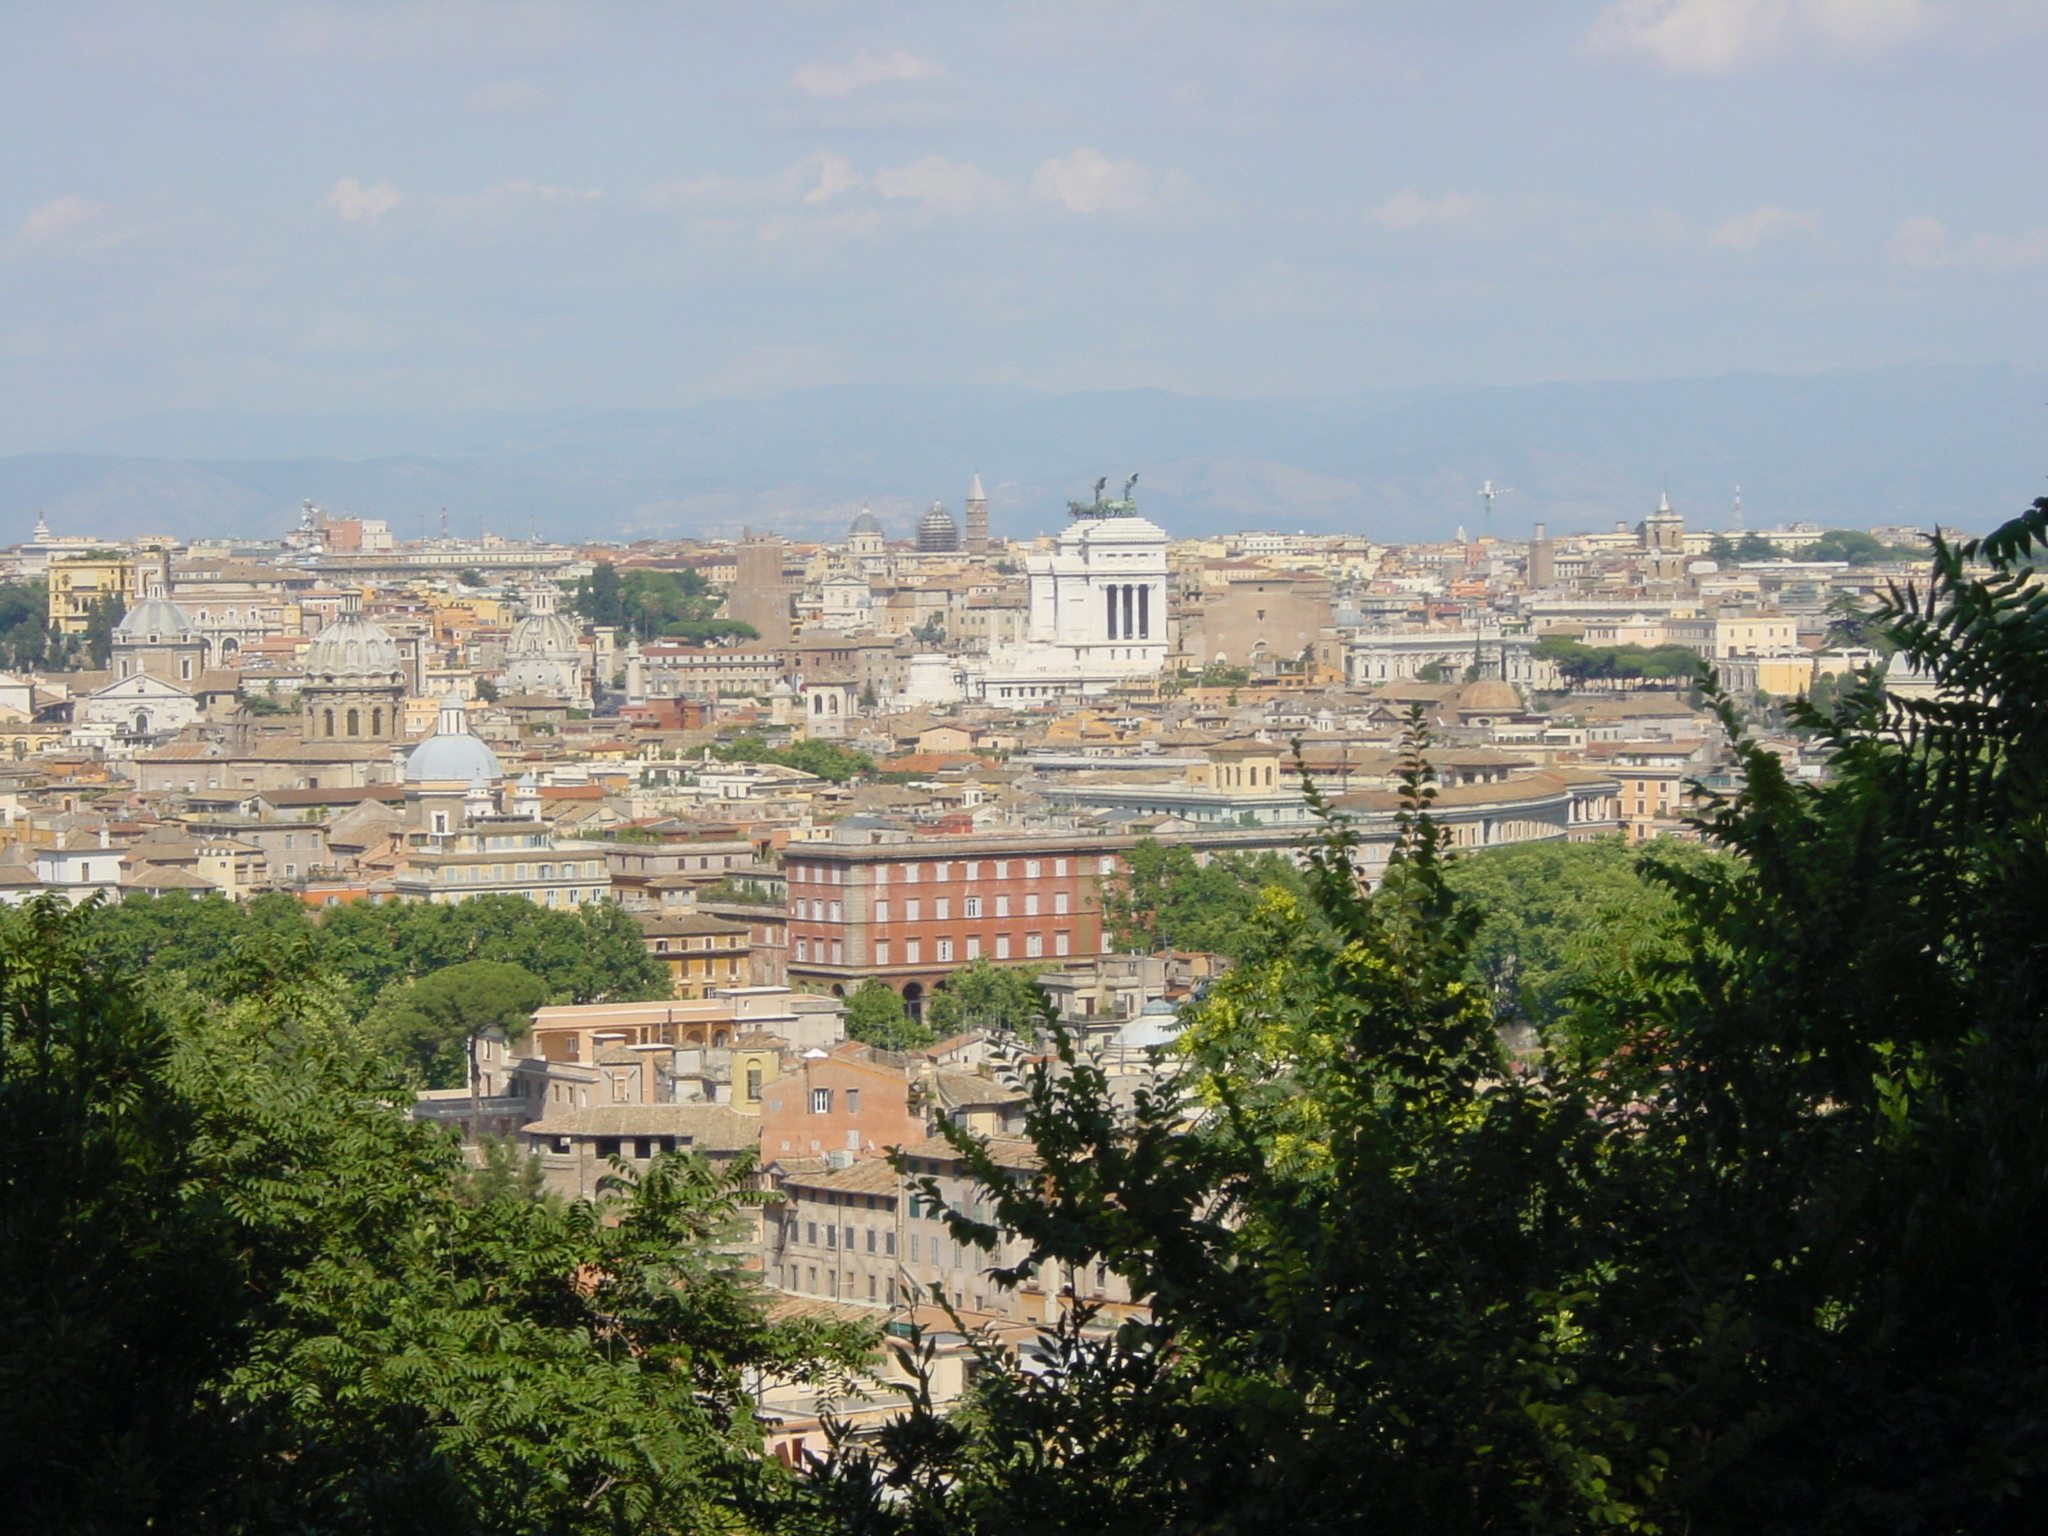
[783,833,1127,1011]
[759,1044,926,1162]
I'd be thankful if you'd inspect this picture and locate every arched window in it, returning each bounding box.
[345,708,360,736]
[323,709,335,737]
[371,707,383,736]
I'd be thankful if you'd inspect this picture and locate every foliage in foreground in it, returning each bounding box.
[0,901,869,1534]
[808,496,2048,1534]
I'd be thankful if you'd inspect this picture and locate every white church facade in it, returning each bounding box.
[964,477,1169,702]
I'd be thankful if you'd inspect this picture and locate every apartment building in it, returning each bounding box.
[783,831,1117,1007]
[766,1136,1139,1325]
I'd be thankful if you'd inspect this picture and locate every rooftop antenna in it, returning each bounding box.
[1477,480,1512,538]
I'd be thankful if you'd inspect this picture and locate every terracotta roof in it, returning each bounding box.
[779,1158,906,1197]
[520,1103,761,1150]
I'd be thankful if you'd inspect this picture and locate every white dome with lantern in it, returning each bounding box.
[405,693,503,784]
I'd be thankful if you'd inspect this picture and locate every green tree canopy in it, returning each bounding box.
[925,958,1055,1039]
[1441,834,1728,1055]
[843,978,934,1051]
[367,958,551,1087]
[714,734,875,783]
[1532,633,1705,685]
[85,893,668,1075]
[572,563,723,642]
[0,896,869,1533]
[1098,838,1305,958]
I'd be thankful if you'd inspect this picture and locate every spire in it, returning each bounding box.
[1658,489,1672,514]
[969,472,985,502]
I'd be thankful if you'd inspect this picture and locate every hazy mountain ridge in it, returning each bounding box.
[6,365,2043,546]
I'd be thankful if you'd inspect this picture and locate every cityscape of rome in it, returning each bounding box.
[11,4,2048,1530]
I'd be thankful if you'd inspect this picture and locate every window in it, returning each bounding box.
[904,864,920,884]
[1024,894,1040,917]
[937,939,954,962]
[795,938,809,962]
[1026,933,1044,958]
[825,1224,836,1249]
[1055,931,1071,956]
[868,1274,878,1301]
[994,895,1011,917]
[963,896,981,918]
[1053,891,1070,915]
[1025,860,1041,878]
[810,1087,832,1114]
[874,899,890,922]
[846,1089,860,1115]
[832,940,844,964]
[884,1230,896,1256]
[995,934,1011,959]
[966,937,982,959]
[746,1066,762,1101]
[1054,858,1069,877]
[905,939,921,964]
[844,1227,855,1251]
[829,900,843,922]
[934,897,950,920]
[905,898,921,921]
[910,1234,920,1263]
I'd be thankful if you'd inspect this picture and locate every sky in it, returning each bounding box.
[2,0,2045,457]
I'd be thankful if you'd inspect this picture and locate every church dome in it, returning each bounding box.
[304,611,403,680]
[115,596,198,642]
[848,509,885,539]
[917,501,960,553]
[1456,679,1523,713]
[506,610,579,658]
[405,695,503,783]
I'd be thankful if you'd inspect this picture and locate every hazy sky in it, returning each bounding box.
[3,0,2045,455]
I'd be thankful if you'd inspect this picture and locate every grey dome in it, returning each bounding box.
[115,596,198,642]
[405,695,503,783]
[507,609,579,658]
[849,509,885,538]
[305,611,403,679]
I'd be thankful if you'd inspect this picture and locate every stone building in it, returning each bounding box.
[300,600,407,745]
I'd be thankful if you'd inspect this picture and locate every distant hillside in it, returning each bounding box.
[5,364,2042,546]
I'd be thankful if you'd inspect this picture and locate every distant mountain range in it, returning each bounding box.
[5,363,2044,547]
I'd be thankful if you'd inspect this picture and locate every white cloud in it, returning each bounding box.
[1370,189,1481,232]
[17,195,104,244]
[1709,203,1823,248]
[791,49,944,97]
[874,156,1005,213]
[464,79,551,113]
[1588,0,1931,73]
[639,154,866,222]
[1887,215,2048,268]
[324,177,404,222]
[1030,148,1174,214]
[800,152,864,206]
